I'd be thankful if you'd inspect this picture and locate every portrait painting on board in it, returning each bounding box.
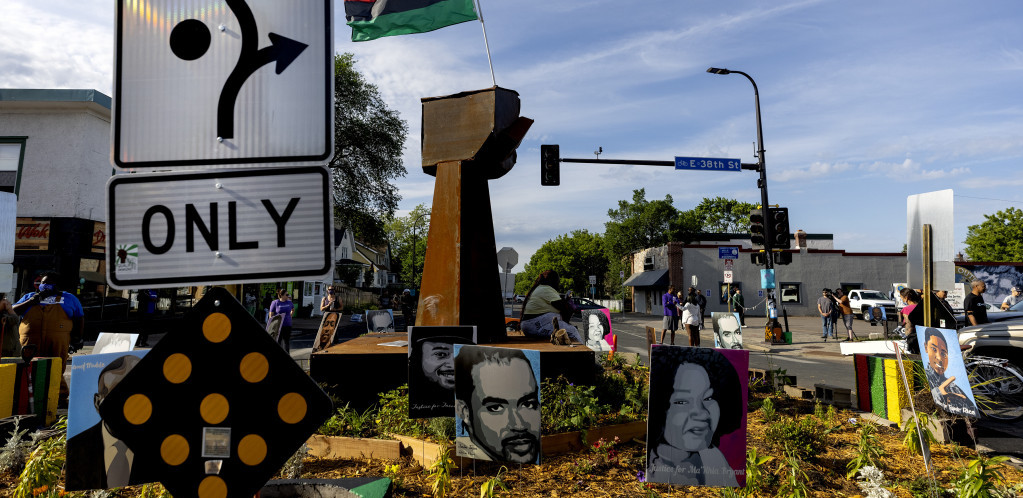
[92,332,138,354]
[711,312,744,350]
[580,309,614,352]
[407,326,477,418]
[66,350,149,491]
[646,346,748,487]
[454,345,541,464]
[312,312,341,353]
[916,326,978,418]
[365,309,395,332]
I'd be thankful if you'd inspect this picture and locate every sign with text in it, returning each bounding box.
[106,167,333,289]
[113,0,334,168]
[724,259,733,271]
[718,246,739,259]
[723,270,733,283]
[15,217,50,251]
[675,157,741,172]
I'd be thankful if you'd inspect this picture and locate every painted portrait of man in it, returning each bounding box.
[454,345,541,464]
[407,326,477,418]
[916,326,978,417]
[711,312,744,350]
[365,309,395,332]
[312,312,341,353]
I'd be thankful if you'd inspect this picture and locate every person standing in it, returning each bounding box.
[679,295,701,347]
[12,271,85,404]
[964,280,989,326]
[696,289,707,329]
[834,288,854,341]
[244,291,257,317]
[137,289,157,347]
[268,289,295,352]
[320,287,342,313]
[816,289,835,342]
[660,285,678,345]
[730,289,745,326]
[1001,285,1021,310]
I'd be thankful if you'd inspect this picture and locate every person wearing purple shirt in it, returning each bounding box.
[660,285,679,345]
[268,289,295,352]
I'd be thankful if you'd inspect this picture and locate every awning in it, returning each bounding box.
[623,269,669,287]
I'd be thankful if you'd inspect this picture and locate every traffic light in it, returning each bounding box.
[774,251,792,265]
[541,144,560,186]
[768,207,791,249]
[749,208,765,247]
[751,252,766,266]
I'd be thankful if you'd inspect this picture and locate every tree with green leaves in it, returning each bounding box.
[515,230,607,296]
[682,196,758,233]
[384,204,431,288]
[329,53,409,245]
[963,207,1023,262]
[603,189,689,259]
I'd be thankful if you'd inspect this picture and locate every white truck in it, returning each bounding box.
[847,289,898,320]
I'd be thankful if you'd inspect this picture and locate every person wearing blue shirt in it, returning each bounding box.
[12,271,85,404]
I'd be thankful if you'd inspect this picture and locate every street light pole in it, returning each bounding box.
[708,67,779,326]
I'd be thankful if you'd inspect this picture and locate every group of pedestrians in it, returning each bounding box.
[817,288,854,342]
[660,285,707,346]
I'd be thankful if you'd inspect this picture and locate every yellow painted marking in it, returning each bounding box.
[277,392,307,424]
[239,352,269,383]
[200,393,229,424]
[198,475,227,498]
[123,393,153,425]
[163,353,192,384]
[160,434,189,466]
[202,312,232,343]
[237,434,267,466]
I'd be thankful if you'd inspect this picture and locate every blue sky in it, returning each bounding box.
[3,0,1022,272]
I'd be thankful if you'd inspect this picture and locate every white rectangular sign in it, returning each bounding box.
[113,0,334,168]
[723,270,733,283]
[106,167,333,289]
[907,189,954,289]
[724,259,733,271]
[0,192,15,264]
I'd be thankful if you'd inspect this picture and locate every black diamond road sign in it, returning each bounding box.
[98,287,332,498]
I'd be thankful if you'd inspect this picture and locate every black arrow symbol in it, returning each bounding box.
[218,0,309,139]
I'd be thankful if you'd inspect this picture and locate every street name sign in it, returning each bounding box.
[718,246,739,259]
[106,167,333,289]
[675,157,741,172]
[113,0,334,168]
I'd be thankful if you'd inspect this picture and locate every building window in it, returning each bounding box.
[0,138,27,194]
[643,256,654,271]
[780,282,801,303]
[720,282,742,305]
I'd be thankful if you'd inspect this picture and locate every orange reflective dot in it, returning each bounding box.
[160,434,189,466]
[202,313,231,343]
[200,393,229,424]
[123,393,152,425]
[197,475,227,498]
[277,392,307,424]
[163,353,192,384]
[239,352,268,383]
[237,434,267,466]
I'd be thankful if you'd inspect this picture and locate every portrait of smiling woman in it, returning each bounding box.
[646,346,748,487]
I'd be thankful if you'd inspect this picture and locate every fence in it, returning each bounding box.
[336,285,381,309]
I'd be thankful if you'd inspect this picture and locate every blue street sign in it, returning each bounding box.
[718,247,739,259]
[675,157,741,172]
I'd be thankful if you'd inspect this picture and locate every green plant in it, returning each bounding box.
[0,417,37,476]
[573,436,621,475]
[846,421,886,478]
[776,445,810,498]
[813,400,826,419]
[898,475,944,498]
[13,430,65,498]
[318,402,378,438]
[139,483,174,497]
[593,363,648,423]
[855,466,894,498]
[991,482,1023,498]
[428,443,457,498]
[541,376,607,434]
[743,446,775,495]
[826,404,837,425]
[759,397,777,422]
[384,463,405,489]
[956,455,1010,498]
[376,384,431,439]
[428,417,456,440]
[764,416,828,461]
[480,465,509,497]
[901,412,939,457]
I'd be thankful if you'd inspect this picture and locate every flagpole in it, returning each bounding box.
[473,0,497,86]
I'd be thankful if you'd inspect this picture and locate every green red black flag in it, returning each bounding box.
[345,0,479,42]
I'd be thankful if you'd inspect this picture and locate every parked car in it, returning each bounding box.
[955,300,1023,328]
[847,289,897,320]
[959,318,1023,371]
[567,296,607,318]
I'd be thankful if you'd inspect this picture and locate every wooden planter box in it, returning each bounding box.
[306,435,403,460]
[899,409,974,447]
[541,420,648,455]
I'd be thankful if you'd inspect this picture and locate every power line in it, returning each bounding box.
[954,194,1023,205]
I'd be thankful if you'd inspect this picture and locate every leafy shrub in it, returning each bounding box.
[760,397,777,422]
[318,402,377,438]
[375,385,431,439]
[13,428,65,498]
[0,418,37,476]
[956,455,1010,498]
[846,422,886,478]
[901,412,939,457]
[764,416,828,461]
[593,364,648,423]
[541,376,607,434]
[428,417,456,440]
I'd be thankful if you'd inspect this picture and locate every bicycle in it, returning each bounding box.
[965,353,1023,423]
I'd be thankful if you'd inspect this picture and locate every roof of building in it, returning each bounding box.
[0,89,111,109]
[623,269,669,287]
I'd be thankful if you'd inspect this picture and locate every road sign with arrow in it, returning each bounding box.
[113,0,334,168]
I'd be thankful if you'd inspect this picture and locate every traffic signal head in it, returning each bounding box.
[749,208,765,247]
[774,251,792,265]
[751,252,766,266]
[769,207,791,249]
[541,144,560,186]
